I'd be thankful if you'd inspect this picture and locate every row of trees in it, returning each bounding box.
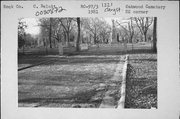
[35,17,113,54]
[39,18,81,51]
[116,17,157,52]
[18,17,157,54]
[38,18,112,49]
[116,17,153,42]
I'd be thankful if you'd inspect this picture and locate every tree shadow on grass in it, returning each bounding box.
[130,59,157,62]
[78,48,156,56]
[18,48,156,73]
[18,55,123,70]
[18,88,103,107]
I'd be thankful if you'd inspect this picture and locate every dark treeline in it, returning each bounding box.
[18,17,157,55]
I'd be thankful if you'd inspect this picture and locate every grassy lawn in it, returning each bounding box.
[18,55,58,69]
[18,55,125,108]
[18,43,157,108]
[125,53,157,109]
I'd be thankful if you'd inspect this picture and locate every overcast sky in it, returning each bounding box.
[21,18,40,35]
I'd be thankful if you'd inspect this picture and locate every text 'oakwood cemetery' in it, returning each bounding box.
[18,17,157,108]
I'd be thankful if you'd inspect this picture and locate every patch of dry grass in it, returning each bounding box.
[18,55,124,108]
[125,53,157,109]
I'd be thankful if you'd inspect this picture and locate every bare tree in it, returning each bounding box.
[134,17,153,42]
[116,18,135,43]
[82,18,102,44]
[50,18,66,55]
[99,19,111,43]
[83,18,111,44]
[58,18,75,46]
[39,18,53,48]
[50,18,63,42]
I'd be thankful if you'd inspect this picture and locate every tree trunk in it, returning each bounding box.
[143,33,147,42]
[129,36,132,43]
[153,17,157,52]
[94,33,96,44]
[22,45,25,54]
[76,17,81,51]
[63,32,66,45]
[54,39,56,48]
[58,42,63,55]
[22,34,26,54]
[49,18,52,48]
[45,38,48,55]
[66,32,70,46]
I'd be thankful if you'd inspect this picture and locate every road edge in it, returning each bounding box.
[117,54,129,109]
